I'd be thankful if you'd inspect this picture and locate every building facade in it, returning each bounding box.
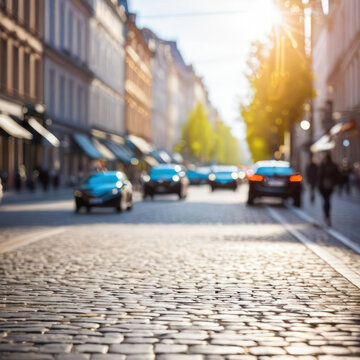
[311,0,360,174]
[0,0,44,189]
[43,0,92,183]
[42,0,128,184]
[125,15,152,142]
[88,0,126,135]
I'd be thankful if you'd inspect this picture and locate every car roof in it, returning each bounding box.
[151,164,182,170]
[254,160,291,168]
[90,171,124,177]
[212,165,238,172]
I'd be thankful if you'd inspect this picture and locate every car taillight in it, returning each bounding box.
[247,174,263,182]
[290,174,302,182]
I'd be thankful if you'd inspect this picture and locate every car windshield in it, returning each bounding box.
[82,173,122,186]
[255,167,294,176]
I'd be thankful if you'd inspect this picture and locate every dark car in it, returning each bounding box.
[247,160,302,207]
[74,171,133,213]
[143,164,189,199]
[187,166,211,185]
[208,165,239,191]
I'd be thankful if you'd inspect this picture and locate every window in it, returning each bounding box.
[0,0,6,12]
[0,38,7,90]
[49,69,55,115]
[59,2,65,48]
[34,58,41,100]
[24,0,30,29]
[34,0,41,34]
[23,52,30,96]
[68,80,74,121]
[68,10,73,53]
[77,20,82,59]
[49,0,55,44]
[12,0,18,18]
[59,76,65,120]
[12,46,19,94]
[77,86,83,123]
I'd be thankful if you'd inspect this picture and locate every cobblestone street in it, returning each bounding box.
[0,185,359,360]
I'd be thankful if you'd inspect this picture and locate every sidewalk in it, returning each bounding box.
[0,187,74,205]
[301,186,360,245]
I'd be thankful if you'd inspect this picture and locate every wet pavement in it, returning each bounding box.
[0,185,359,359]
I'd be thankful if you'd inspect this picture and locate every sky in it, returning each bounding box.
[129,0,279,145]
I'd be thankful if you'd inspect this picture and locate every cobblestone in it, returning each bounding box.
[0,186,359,358]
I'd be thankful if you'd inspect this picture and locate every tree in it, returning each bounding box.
[175,102,215,162]
[175,103,242,165]
[214,120,241,165]
[241,0,313,162]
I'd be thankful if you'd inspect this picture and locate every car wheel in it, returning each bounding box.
[210,186,215,192]
[233,186,238,192]
[293,194,301,207]
[143,192,148,200]
[86,206,91,213]
[75,204,81,213]
[150,193,154,200]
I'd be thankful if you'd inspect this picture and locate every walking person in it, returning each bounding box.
[306,157,318,203]
[318,152,340,227]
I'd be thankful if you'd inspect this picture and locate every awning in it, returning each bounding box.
[73,133,103,159]
[144,155,159,167]
[101,139,138,164]
[171,152,184,164]
[151,150,172,164]
[92,138,116,161]
[310,134,336,153]
[27,117,60,147]
[0,114,33,140]
[127,134,153,155]
[311,119,357,153]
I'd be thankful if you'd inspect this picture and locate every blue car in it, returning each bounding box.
[187,166,211,185]
[143,164,189,199]
[247,160,302,207]
[74,171,133,213]
[208,165,239,191]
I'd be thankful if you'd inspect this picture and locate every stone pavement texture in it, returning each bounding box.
[301,187,360,246]
[0,185,359,359]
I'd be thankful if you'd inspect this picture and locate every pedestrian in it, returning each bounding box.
[39,168,50,191]
[318,152,340,227]
[306,157,318,203]
[53,170,60,190]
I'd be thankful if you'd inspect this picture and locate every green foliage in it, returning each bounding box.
[175,102,241,165]
[241,0,313,162]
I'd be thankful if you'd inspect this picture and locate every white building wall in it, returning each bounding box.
[88,0,126,134]
[43,0,90,129]
[150,41,170,150]
[44,58,88,127]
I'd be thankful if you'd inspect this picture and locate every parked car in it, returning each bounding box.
[208,165,239,191]
[143,164,189,199]
[74,171,133,213]
[247,160,302,207]
[187,166,211,185]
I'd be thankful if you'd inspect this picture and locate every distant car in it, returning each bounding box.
[74,171,133,213]
[247,160,302,207]
[208,165,239,191]
[187,166,211,185]
[143,164,189,199]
